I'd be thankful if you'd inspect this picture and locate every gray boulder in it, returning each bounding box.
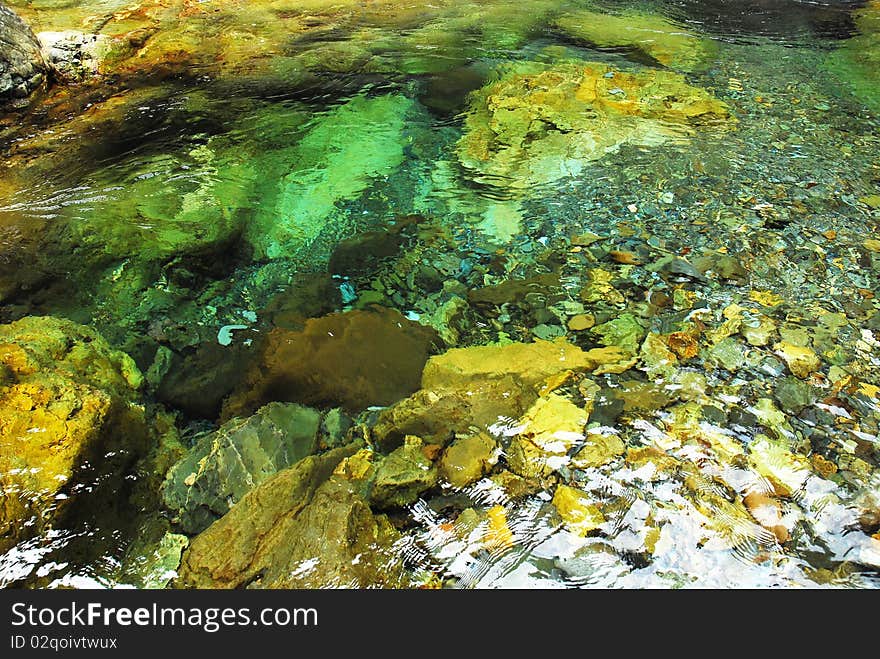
[162,402,324,533]
[0,3,49,109]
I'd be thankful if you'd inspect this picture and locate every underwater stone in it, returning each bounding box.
[0,316,153,553]
[593,313,646,357]
[552,484,605,537]
[373,338,623,453]
[177,443,407,589]
[156,341,255,421]
[224,307,439,418]
[774,341,821,379]
[370,436,439,509]
[554,9,717,72]
[457,60,732,190]
[162,402,323,534]
[438,433,498,488]
[507,394,589,478]
[773,377,815,414]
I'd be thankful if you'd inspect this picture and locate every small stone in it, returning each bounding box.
[774,341,821,378]
[741,315,778,347]
[439,434,498,488]
[859,196,880,210]
[864,238,880,252]
[707,337,745,372]
[592,313,646,356]
[568,314,596,331]
[552,485,605,537]
[370,436,439,509]
[773,377,814,414]
[571,232,603,246]
[571,433,625,468]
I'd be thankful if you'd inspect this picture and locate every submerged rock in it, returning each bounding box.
[554,9,717,72]
[508,394,590,478]
[439,433,498,488]
[0,316,153,553]
[457,60,732,189]
[177,444,407,589]
[370,436,439,509]
[224,307,439,418]
[0,3,48,110]
[374,338,626,451]
[162,403,323,534]
[244,94,416,259]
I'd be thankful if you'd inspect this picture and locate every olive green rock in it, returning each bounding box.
[162,402,323,534]
[370,436,439,509]
[593,313,646,356]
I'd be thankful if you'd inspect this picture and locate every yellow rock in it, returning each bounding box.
[639,332,678,379]
[567,314,596,331]
[507,394,588,477]
[0,316,153,552]
[333,448,376,481]
[552,484,605,536]
[743,491,790,543]
[571,433,625,469]
[438,433,497,488]
[554,10,717,72]
[580,268,625,305]
[774,341,821,378]
[421,338,625,390]
[864,238,880,252]
[484,505,514,551]
[748,436,812,497]
[458,60,731,190]
[749,290,785,307]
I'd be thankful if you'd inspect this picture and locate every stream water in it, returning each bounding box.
[0,0,878,589]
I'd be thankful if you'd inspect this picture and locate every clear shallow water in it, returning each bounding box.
[0,0,879,589]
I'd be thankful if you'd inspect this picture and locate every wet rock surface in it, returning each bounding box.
[0,3,48,109]
[223,307,440,418]
[0,317,155,553]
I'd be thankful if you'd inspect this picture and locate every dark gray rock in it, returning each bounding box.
[0,3,49,109]
[162,402,323,533]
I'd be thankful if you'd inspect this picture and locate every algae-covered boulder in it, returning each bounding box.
[0,316,153,553]
[224,307,440,418]
[457,60,732,189]
[554,10,717,72]
[162,402,323,534]
[0,3,48,110]
[177,444,408,589]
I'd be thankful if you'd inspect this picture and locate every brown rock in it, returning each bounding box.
[176,444,407,589]
[223,307,439,418]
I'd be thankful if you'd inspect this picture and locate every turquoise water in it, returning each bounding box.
[0,0,878,588]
